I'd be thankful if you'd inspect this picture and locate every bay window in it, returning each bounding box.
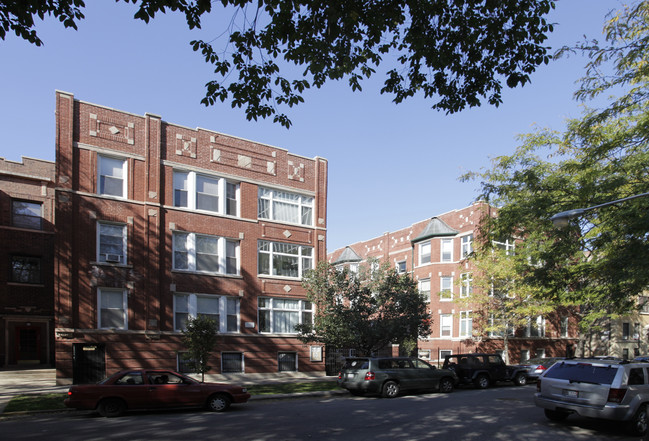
[419,241,431,265]
[258,187,313,226]
[258,240,313,278]
[258,297,313,334]
[173,170,239,216]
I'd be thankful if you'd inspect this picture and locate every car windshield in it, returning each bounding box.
[343,359,369,369]
[544,362,618,385]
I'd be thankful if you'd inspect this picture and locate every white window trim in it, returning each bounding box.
[441,238,453,262]
[526,315,546,337]
[258,297,313,335]
[460,273,472,298]
[258,187,314,227]
[419,241,431,266]
[173,170,239,216]
[97,221,127,264]
[173,293,240,333]
[257,240,313,279]
[419,278,431,303]
[459,310,472,338]
[98,155,127,198]
[97,287,128,330]
[440,276,453,301]
[461,234,474,259]
[440,313,453,338]
[173,231,240,276]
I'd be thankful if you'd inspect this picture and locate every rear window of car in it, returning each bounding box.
[343,359,369,369]
[544,362,619,385]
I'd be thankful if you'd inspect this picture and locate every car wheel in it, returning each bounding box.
[626,404,649,436]
[439,377,454,393]
[474,374,490,389]
[544,409,570,421]
[207,393,231,412]
[382,381,400,398]
[513,372,527,386]
[97,398,126,418]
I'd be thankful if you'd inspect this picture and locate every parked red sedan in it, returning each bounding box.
[64,369,250,417]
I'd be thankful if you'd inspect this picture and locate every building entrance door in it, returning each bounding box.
[72,343,106,384]
[15,327,41,365]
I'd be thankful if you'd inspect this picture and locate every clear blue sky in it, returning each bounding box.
[0,0,624,252]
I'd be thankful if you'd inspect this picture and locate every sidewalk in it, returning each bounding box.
[0,369,343,415]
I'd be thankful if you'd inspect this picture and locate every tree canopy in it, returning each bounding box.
[298,260,430,355]
[461,1,649,332]
[2,0,556,127]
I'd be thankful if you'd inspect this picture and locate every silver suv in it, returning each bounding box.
[534,358,649,435]
[337,357,458,398]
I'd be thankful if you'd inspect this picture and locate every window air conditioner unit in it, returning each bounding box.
[105,254,121,263]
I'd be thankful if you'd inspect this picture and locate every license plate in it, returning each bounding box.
[347,373,355,379]
[563,389,579,398]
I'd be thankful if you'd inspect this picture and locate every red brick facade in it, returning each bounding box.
[0,157,56,367]
[328,202,578,365]
[54,92,328,383]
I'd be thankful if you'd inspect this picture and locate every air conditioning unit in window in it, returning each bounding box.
[104,254,122,263]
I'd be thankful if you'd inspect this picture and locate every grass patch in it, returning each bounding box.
[246,381,339,395]
[4,393,68,413]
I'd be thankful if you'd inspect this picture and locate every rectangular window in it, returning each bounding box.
[222,352,244,373]
[535,348,546,358]
[560,316,569,338]
[521,349,529,362]
[527,316,545,337]
[623,322,630,340]
[173,170,239,216]
[12,200,42,230]
[396,260,407,274]
[98,288,127,329]
[278,352,297,372]
[173,231,239,275]
[258,187,313,226]
[418,349,431,360]
[11,256,41,284]
[257,240,313,278]
[99,155,126,198]
[419,279,430,303]
[419,241,431,265]
[258,297,313,334]
[461,234,473,258]
[440,276,453,301]
[97,222,127,264]
[440,314,452,337]
[440,350,452,361]
[441,239,453,262]
[459,311,472,337]
[494,238,515,255]
[641,296,649,314]
[460,273,472,298]
[173,294,240,333]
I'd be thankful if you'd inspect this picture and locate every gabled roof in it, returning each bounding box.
[333,246,362,264]
[412,217,459,243]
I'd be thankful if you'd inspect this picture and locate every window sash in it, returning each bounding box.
[11,256,41,284]
[12,201,42,229]
[174,294,240,333]
[99,288,127,329]
[461,234,473,258]
[258,187,314,226]
[98,223,126,263]
[419,242,431,265]
[222,352,244,373]
[173,232,239,275]
[440,276,453,300]
[258,240,313,278]
[459,311,472,337]
[419,279,431,302]
[440,314,452,337]
[441,239,453,262]
[258,297,313,334]
[99,156,126,197]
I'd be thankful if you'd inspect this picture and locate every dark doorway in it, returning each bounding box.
[72,343,106,384]
[15,327,41,364]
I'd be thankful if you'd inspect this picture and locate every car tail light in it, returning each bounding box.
[364,371,375,381]
[608,388,627,403]
[67,391,73,396]
[338,372,342,380]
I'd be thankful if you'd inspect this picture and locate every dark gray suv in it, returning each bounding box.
[337,357,458,398]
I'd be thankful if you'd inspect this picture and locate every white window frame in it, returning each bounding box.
[396,260,407,273]
[441,238,453,262]
[257,240,313,279]
[98,287,128,329]
[98,155,127,198]
[440,276,453,301]
[459,311,472,338]
[419,241,431,265]
[440,313,452,337]
[560,316,569,338]
[97,222,127,264]
[419,278,431,303]
[258,297,313,334]
[461,234,474,258]
[439,349,452,362]
[526,315,545,337]
[173,170,239,216]
[460,273,472,298]
[493,238,515,255]
[418,349,431,360]
[521,349,530,362]
[173,293,240,333]
[258,187,314,227]
[173,231,240,275]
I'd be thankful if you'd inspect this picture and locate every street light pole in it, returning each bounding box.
[551,191,649,228]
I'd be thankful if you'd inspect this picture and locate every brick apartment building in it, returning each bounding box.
[328,202,578,365]
[54,91,328,384]
[0,156,56,367]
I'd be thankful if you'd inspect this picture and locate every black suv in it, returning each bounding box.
[338,357,458,398]
[442,353,528,388]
